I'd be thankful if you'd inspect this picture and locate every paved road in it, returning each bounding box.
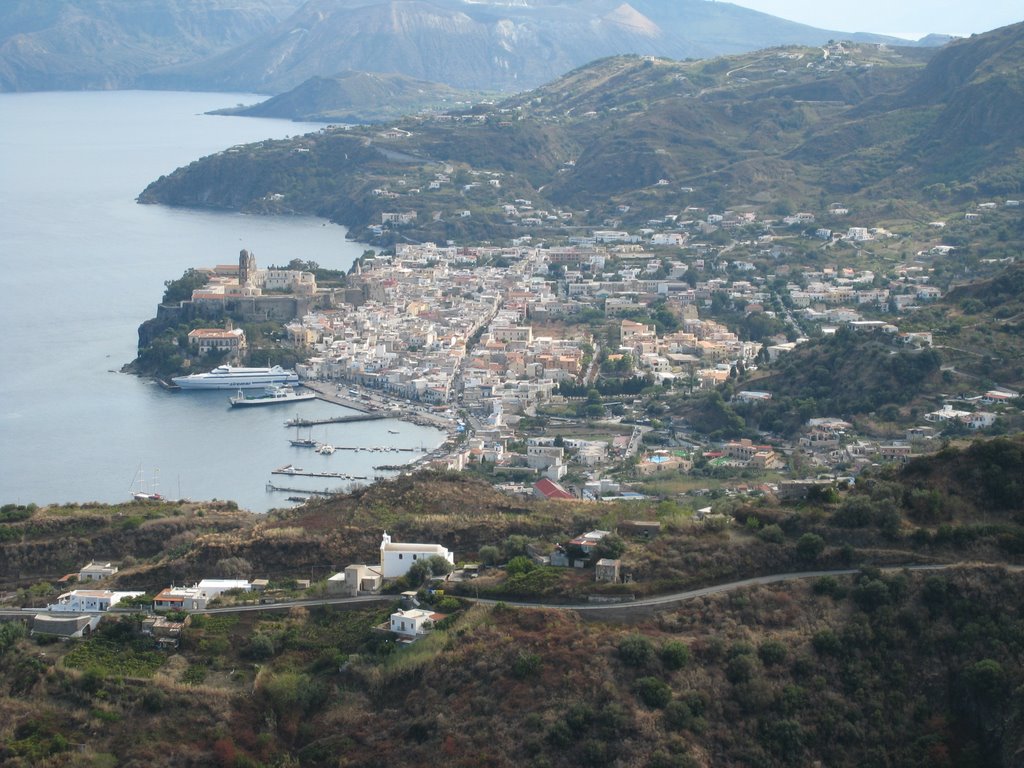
[474,564,953,614]
[4,563,1020,623]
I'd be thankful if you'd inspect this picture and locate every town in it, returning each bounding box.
[155,191,1022,507]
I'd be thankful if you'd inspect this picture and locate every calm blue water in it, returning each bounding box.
[0,91,443,511]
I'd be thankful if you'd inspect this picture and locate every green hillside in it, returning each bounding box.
[139,23,1024,242]
[4,437,1024,766]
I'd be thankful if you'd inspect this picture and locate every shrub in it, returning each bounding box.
[245,633,276,660]
[511,651,542,680]
[811,577,843,602]
[796,533,825,561]
[506,556,536,576]
[851,579,891,612]
[478,545,500,565]
[595,533,627,560]
[759,524,785,544]
[617,635,654,667]
[963,659,1008,703]
[636,676,672,708]
[726,654,757,684]
[811,629,842,656]
[663,700,692,731]
[660,640,691,671]
[758,639,787,666]
[435,596,462,612]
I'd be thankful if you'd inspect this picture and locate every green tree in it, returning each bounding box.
[618,635,654,668]
[595,533,626,560]
[796,533,825,561]
[478,545,500,565]
[636,676,672,708]
[660,640,691,670]
[162,268,209,304]
[506,556,536,576]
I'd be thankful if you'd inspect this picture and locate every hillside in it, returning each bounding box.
[743,328,945,434]
[0,0,301,91]
[907,262,1024,387]
[2,569,1024,767]
[210,72,472,124]
[137,23,1024,242]
[3,438,1024,765]
[135,0,916,94]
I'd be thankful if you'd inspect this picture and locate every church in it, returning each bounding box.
[379,531,454,579]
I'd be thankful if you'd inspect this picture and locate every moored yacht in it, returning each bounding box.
[172,365,299,390]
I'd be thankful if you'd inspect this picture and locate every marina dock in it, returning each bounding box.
[265,483,335,496]
[285,413,388,428]
[316,445,418,453]
[271,464,369,480]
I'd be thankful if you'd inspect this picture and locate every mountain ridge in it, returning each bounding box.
[1,0,947,94]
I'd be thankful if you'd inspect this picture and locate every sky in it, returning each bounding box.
[725,0,1022,39]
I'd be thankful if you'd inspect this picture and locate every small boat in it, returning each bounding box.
[230,385,316,407]
[388,430,400,434]
[316,444,336,455]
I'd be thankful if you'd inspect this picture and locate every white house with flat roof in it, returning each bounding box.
[154,585,208,612]
[389,608,446,639]
[380,532,454,579]
[196,579,252,598]
[48,589,143,613]
[78,561,118,581]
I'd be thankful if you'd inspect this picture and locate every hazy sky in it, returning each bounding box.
[725,0,1022,39]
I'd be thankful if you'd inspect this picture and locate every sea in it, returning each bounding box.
[0,90,445,512]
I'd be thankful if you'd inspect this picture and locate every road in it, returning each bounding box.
[6,562,1018,623]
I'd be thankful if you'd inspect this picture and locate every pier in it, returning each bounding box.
[285,413,387,428]
[271,465,369,480]
[265,483,335,496]
[315,445,418,453]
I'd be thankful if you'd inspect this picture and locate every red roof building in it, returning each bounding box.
[534,478,574,500]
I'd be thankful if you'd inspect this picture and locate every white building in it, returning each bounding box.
[154,585,209,612]
[380,532,454,579]
[78,561,118,581]
[389,608,446,638]
[152,579,252,612]
[48,589,143,613]
[196,579,252,598]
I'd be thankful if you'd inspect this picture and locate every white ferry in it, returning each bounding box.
[172,365,299,390]
[229,385,317,407]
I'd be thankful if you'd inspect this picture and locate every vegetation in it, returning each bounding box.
[139,26,1024,248]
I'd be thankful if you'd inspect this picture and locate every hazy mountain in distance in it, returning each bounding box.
[0,0,303,91]
[209,71,472,123]
[143,0,928,93]
[1,0,943,94]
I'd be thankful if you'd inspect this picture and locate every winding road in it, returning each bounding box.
[4,563,1019,625]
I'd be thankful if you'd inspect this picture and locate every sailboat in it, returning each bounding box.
[130,465,163,500]
[289,426,317,448]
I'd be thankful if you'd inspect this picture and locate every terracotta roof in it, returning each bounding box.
[534,478,573,500]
